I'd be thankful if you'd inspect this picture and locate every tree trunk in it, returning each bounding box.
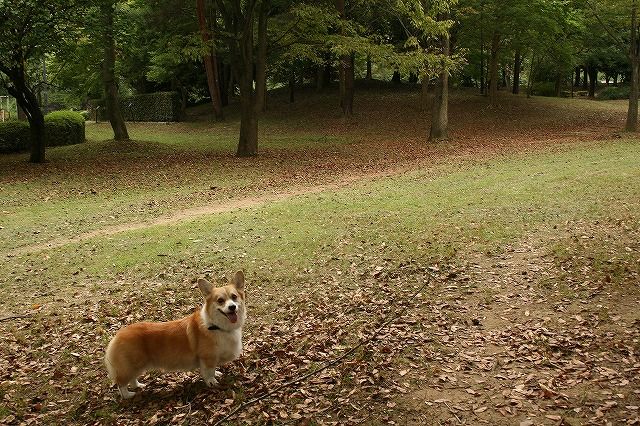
[289,68,295,103]
[488,31,500,105]
[429,35,449,142]
[196,0,223,120]
[582,67,588,90]
[366,55,372,80]
[554,73,562,97]
[336,0,353,116]
[6,75,46,162]
[391,70,401,84]
[220,62,230,106]
[342,53,354,115]
[574,66,581,87]
[626,0,639,132]
[421,69,429,111]
[254,0,269,113]
[102,1,129,141]
[512,50,521,94]
[588,66,597,98]
[235,12,258,157]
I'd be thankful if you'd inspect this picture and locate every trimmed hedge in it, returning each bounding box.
[0,110,85,154]
[45,110,86,147]
[89,91,182,122]
[597,86,630,100]
[0,121,31,153]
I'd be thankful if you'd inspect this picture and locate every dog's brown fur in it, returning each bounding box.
[105,271,246,398]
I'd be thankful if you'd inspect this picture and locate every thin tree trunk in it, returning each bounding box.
[235,13,258,157]
[366,55,372,80]
[102,1,129,141]
[488,31,500,105]
[554,73,562,97]
[582,67,588,90]
[626,0,639,132]
[342,53,354,115]
[574,66,581,87]
[289,67,295,103]
[588,66,597,98]
[254,0,269,113]
[479,2,485,95]
[526,55,536,98]
[429,35,449,142]
[421,69,429,111]
[512,50,521,94]
[196,0,223,120]
[336,0,353,116]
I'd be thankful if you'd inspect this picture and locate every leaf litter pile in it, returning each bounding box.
[1,220,639,425]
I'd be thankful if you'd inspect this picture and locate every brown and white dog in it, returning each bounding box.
[105,271,247,399]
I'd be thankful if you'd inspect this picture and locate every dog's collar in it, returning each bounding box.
[207,324,229,332]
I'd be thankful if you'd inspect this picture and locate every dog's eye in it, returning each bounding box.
[231,294,237,301]
[217,298,224,304]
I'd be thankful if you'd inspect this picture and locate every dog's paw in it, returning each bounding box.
[204,377,219,387]
[119,386,136,399]
[214,370,222,378]
[130,379,145,389]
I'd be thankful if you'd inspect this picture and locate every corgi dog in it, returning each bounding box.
[105,271,247,399]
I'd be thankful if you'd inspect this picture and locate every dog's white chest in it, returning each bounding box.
[216,329,242,364]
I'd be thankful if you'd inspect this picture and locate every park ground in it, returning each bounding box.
[0,86,639,425]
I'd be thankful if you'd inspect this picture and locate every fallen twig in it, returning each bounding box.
[0,314,31,322]
[213,268,437,426]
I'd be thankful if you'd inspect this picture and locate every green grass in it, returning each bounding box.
[2,139,638,312]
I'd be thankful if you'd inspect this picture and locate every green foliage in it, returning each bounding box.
[90,92,182,122]
[45,111,86,147]
[597,85,631,100]
[0,120,31,153]
[530,81,557,97]
[0,111,85,153]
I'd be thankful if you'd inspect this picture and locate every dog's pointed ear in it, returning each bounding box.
[198,278,213,297]
[232,270,245,290]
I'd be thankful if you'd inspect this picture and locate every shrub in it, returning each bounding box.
[45,110,86,147]
[88,91,182,122]
[0,110,85,154]
[597,86,630,100]
[530,82,558,97]
[0,120,31,153]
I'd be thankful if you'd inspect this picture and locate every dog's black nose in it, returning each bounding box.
[228,305,237,312]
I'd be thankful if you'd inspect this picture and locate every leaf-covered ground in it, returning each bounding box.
[0,87,639,425]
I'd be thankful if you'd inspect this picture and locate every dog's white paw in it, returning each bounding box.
[204,377,219,387]
[119,386,136,399]
[214,370,222,378]
[129,379,145,389]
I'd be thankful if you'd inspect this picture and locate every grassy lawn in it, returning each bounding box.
[1,110,638,425]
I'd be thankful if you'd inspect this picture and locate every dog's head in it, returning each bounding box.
[198,271,247,331]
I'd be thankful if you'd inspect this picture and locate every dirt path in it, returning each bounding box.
[7,165,415,257]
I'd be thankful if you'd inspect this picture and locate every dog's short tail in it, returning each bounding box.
[104,338,117,385]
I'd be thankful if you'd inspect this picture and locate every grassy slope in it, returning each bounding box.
[2,139,638,311]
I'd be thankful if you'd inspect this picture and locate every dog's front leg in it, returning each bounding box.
[199,360,218,386]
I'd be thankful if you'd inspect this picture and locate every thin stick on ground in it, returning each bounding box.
[212,269,438,426]
[0,314,31,322]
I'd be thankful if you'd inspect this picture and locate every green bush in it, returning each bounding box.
[0,121,31,153]
[597,86,630,100]
[530,82,557,97]
[45,110,86,147]
[0,110,85,154]
[89,91,182,122]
